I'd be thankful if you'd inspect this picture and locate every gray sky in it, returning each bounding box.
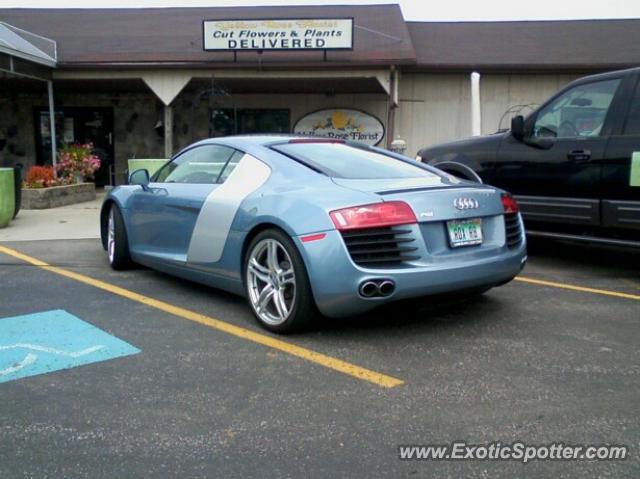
[1,0,639,21]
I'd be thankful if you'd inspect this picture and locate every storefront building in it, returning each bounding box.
[1,5,638,185]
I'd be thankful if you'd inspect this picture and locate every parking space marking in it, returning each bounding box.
[515,276,640,301]
[0,309,140,384]
[0,245,404,389]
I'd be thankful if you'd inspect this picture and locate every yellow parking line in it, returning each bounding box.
[515,276,640,301]
[0,245,404,389]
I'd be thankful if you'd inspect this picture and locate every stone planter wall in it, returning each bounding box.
[21,183,96,209]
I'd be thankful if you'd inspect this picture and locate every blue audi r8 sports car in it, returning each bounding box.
[100,136,527,333]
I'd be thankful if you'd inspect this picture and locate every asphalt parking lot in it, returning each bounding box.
[1,237,639,478]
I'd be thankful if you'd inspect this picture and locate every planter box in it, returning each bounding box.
[0,168,15,228]
[21,183,96,210]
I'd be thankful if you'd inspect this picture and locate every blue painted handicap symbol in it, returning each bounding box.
[0,309,140,384]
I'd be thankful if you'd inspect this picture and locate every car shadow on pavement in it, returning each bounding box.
[320,292,505,335]
[142,265,509,336]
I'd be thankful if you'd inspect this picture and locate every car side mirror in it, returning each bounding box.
[511,115,525,142]
[129,169,150,189]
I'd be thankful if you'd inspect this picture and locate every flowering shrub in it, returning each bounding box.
[55,143,101,183]
[24,166,60,189]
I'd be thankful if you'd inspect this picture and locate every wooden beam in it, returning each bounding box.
[164,105,173,159]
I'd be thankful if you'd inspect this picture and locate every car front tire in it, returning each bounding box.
[107,204,132,270]
[244,228,317,333]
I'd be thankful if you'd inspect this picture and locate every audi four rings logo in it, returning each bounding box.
[453,197,480,210]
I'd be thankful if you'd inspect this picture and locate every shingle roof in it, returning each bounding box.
[0,5,415,68]
[406,19,640,72]
[1,7,638,72]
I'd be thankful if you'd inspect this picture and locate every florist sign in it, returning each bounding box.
[203,18,353,51]
[294,109,385,146]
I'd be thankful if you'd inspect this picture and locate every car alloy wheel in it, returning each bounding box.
[246,238,296,326]
[106,203,132,270]
[107,207,116,264]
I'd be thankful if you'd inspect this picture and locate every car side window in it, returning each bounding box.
[532,78,621,139]
[623,81,640,136]
[154,145,236,184]
[217,150,244,183]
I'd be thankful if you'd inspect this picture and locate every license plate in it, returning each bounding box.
[447,218,483,248]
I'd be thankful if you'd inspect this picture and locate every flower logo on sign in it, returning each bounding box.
[312,111,363,132]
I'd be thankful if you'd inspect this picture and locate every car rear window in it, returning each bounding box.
[273,142,439,180]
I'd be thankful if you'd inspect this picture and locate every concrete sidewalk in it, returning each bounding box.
[0,191,104,242]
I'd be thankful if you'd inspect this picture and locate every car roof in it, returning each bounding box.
[199,134,311,147]
[172,135,386,164]
[193,135,381,154]
[568,66,640,87]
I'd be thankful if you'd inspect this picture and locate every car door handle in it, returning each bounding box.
[567,149,591,162]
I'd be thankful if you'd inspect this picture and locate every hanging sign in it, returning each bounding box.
[203,18,353,51]
[293,108,385,146]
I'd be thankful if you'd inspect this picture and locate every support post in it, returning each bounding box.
[164,104,173,158]
[47,80,57,168]
[385,66,398,149]
[470,71,482,136]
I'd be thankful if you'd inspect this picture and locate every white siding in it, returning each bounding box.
[397,72,581,156]
[397,73,471,156]
[479,73,580,135]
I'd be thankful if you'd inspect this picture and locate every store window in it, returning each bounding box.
[210,109,235,137]
[209,109,290,137]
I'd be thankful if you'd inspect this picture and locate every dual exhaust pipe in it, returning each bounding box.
[359,279,396,298]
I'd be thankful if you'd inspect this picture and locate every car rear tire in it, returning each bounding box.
[107,204,132,270]
[244,228,317,333]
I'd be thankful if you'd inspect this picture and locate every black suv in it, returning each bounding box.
[416,67,640,247]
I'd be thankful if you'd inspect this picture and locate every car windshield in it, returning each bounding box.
[273,142,440,180]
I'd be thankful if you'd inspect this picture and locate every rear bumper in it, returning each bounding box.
[296,228,526,318]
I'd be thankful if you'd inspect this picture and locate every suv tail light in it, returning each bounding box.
[501,194,519,214]
[329,201,417,231]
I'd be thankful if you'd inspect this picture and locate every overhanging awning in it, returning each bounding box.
[0,21,56,80]
[0,22,58,168]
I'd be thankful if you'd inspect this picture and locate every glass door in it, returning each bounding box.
[34,107,114,186]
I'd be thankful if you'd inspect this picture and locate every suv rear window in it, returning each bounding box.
[273,142,439,180]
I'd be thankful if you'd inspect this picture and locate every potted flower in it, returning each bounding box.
[55,143,101,184]
[20,150,99,209]
[23,165,61,189]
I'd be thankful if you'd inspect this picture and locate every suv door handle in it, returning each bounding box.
[567,149,591,162]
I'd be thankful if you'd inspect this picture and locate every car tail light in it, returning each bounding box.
[329,201,417,231]
[501,194,519,214]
